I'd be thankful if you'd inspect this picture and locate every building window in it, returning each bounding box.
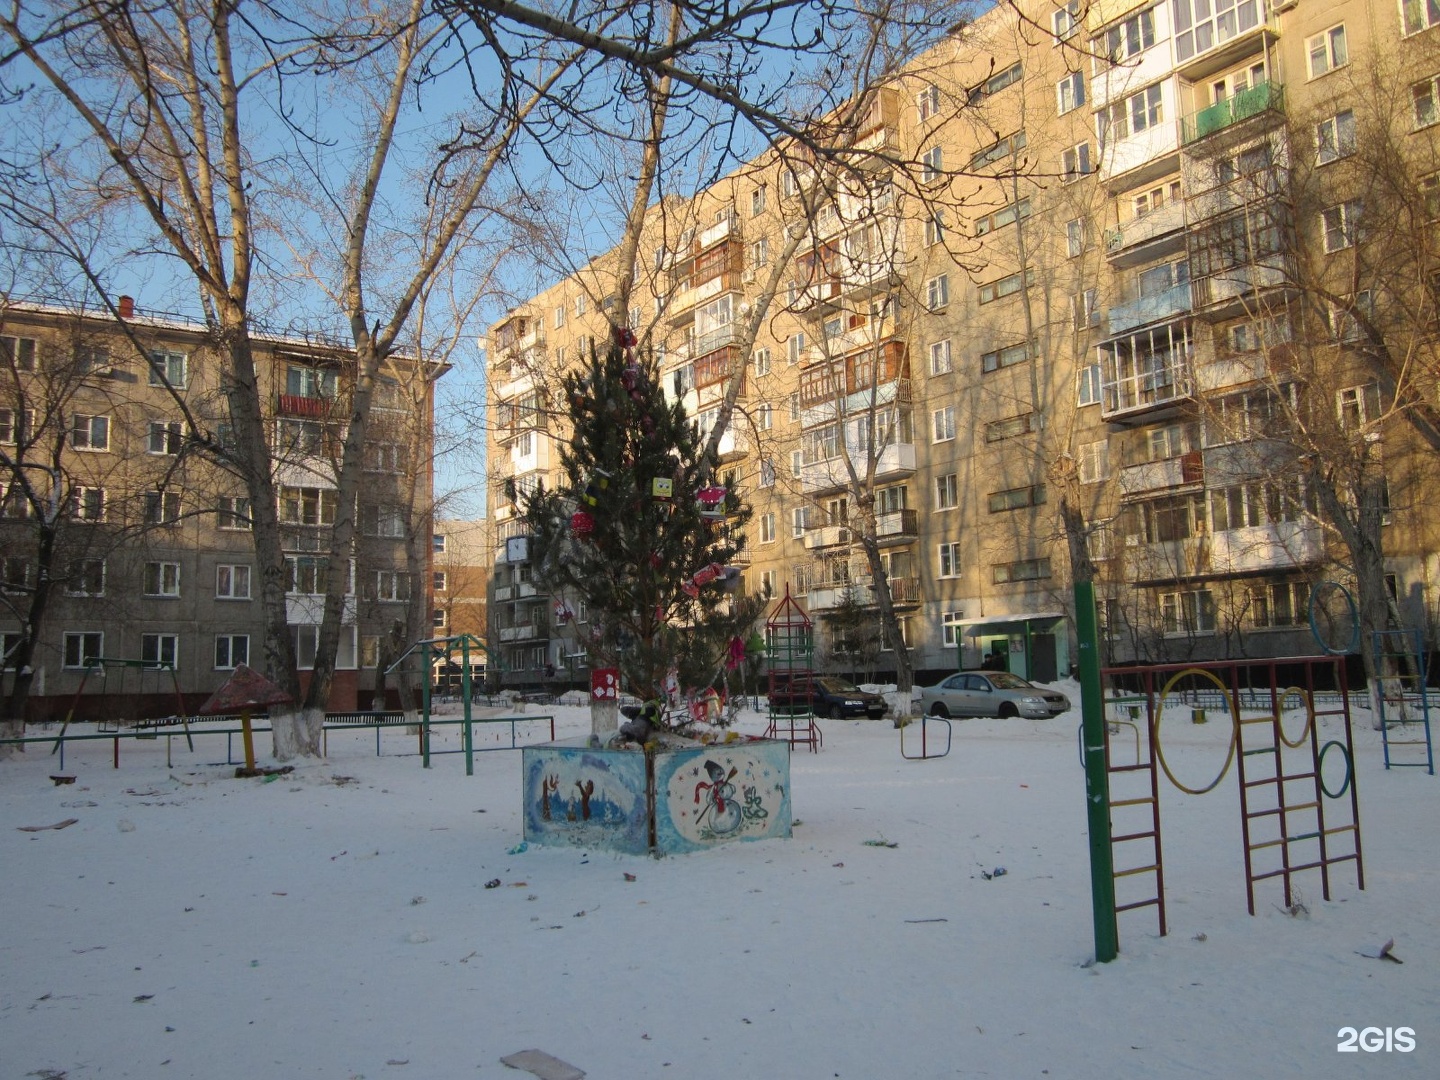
[935,473,958,510]
[217,496,252,531]
[986,413,1036,442]
[926,274,949,311]
[148,350,188,388]
[791,506,809,538]
[433,533,446,554]
[71,486,106,522]
[143,490,181,525]
[921,145,944,182]
[216,564,252,600]
[1072,288,1100,329]
[70,413,110,451]
[941,609,966,647]
[1077,440,1110,484]
[968,130,1026,170]
[759,458,776,487]
[993,558,1052,584]
[938,542,961,577]
[753,348,771,376]
[3,557,30,592]
[141,633,179,668]
[931,406,956,442]
[756,403,773,430]
[0,482,31,520]
[1316,110,1357,161]
[982,340,1031,373]
[1337,382,1383,429]
[573,294,587,317]
[0,407,33,444]
[971,62,1021,101]
[148,420,184,455]
[286,555,328,595]
[760,512,775,544]
[1061,142,1092,182]
[1052,0,1079,41]
[751,185,767,216]
[1057,71,1085,115]
[63,631,103,669]
[1130,492,1207,543]
[0,334,38,372]
[1097,7,1155,65]
[285,364,335,399]
[1175,0,1260,62]
[988,485,1046,513]
[787,332,805,364]
[1066,218,1086,257]
[1307,25,1348,79]
[1405,0,1440,35]
[433,571,447,593]
[215,634,249,670]
[280,486,336,526]
[790,450,803,479]
[67,559,105,596]
[1160,589,1216,635]
[924,211,946,247]
[374,570,409,601]
[929,339,953,376]
[144,561,181,597]
[979,269,1029,305]
[1250,581,1311,629]
[1097,84,1163,150]
[1077,362,1103,406]
[1413,77,1440,129]
[364,504,407,538]
[1322,201,1363,252]
[917,83,941,122]
[973,197,1031,237]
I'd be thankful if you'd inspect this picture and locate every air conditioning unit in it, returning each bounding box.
[740,268,756,284]
[1271,0,1298,12]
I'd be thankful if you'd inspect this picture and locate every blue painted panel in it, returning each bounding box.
[653,739,792,854]
[522,740,651,855]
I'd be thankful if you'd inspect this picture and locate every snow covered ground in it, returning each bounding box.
[3,683,1437,1079]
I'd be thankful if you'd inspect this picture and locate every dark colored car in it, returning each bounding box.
[769,675,888,719]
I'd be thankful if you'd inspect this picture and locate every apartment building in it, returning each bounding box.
[486,0,1440,688]
[0,298,440,719]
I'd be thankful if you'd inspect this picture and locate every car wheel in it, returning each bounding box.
[928,702,950,719]
[825,704,844,720]
[997,702,1018,719]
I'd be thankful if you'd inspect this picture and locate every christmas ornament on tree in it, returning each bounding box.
[582,469,612,507]
[570,509,595,538]
[696,486,727,520]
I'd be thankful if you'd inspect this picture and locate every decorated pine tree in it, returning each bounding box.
[515,335,765,725]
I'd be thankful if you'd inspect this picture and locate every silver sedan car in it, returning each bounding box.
[919,671,1071,719]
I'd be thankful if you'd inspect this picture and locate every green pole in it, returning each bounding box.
[421,640,432,769]
[1075,579,1119,963]
[462,636,474,776]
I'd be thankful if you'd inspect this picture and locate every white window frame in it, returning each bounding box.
[141,632,179,668]
[1062,142,1092,182]
[931,406,956,443]
[1404,0,1440,35]
[917,83,941,122]
[148,350,188,389]
[1413,76,1440,129]
[70,413,110,451]
[218,496,252,531]
[66,559,106,597]
[71,486,106,522]
[929,339,953,376]
[1077,439,1111,484]
[147,420,183,456]
[215,634,250,670]
[63,631,104,669]
[1322,201,1362,253]
[938,542,961,578]
[1307,25,1348,79]
[1316,109,1357,162]
[921,145,944,182]
[216,563,252,600]
[935,473,958,510]
[0,334,38,372]
[760,512,776,544]
[1057,71,1085,115]
[926,273,950,310]
[753,348,771,376]
[1077,362,1103,406]
[143,490,182,525]
[144,561,181,598]
[1052,0,1079,42]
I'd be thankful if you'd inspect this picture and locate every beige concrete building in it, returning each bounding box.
[485,0,1440,688]
[0,298,440,718]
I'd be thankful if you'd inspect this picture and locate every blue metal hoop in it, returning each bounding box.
[1308,581,1361,655]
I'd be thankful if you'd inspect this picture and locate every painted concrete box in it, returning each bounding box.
[522,736,791,855]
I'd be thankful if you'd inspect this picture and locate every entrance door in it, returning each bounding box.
[1031,632,1058,683]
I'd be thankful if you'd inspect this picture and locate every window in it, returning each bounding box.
[1077,363,1103,406]
[788,332,805,365]
[144,562,181,597]
[70,413,110,451]
[142,633,179,668]
[938,542,962,578]
[1077,440,1111,484]
[1097,8,1156,64]
[1160,589,1216,635]
[931,406,956,442]
[215,634,249,670]
[1322,202,1362,252]
[751,185,767,216]
[979,270,1029,305]
[986,413,1037,442]
[1,630,21,668]
[988,485,1046,513]
[971,62,1021,102]
[1062,142,1092,182]
[217,496,252,530]
[63,631,103,669]
[917,83,941,121]
[3,556,29,592]
[67,558,105,596]
[1057,71,1085,114]
[993,558,1052,584]
[926,274,950,310]
[1133,181,1180,217]
[1130,492,1207,542]
[1413,77,1440,129]
[1405,0,1440,34]
[1137,258,1189,297]
[924,211,946,247]
[755,403,773,432]
[1337,382,1382,429]
[0,482,31,520]
[760,512,776,544]
[1307,25,1348,79]
[791,507,809,538]
[1175,0,1260,62]
[935,473,958,510]
[148,420,183,455]
[433,533,447,554]
[0,407,33,444]
[143,490,181,525]
[974,197,1031,237]
[1098,85,1163,150]
[750,349,772,382]
[760,569,778,596]
[431,571,447,594]
[921,145,944,182]
[574,294,587,317]
[71,486,106,522]
[929,339,953,376]
[968,130,1026,170]
[366,443,408,473]
[1072,288,1100,329]
[982,340,1032,373]
[790,449,803,478]
[0,334,38,371]
[365,504,407,538]
[280,486,336,526]
[148,350,187,388]
[553,304,566,329]
[1316,110,1357,162]
[1066,218,1086,257]
[1052,0,1079,41]
[1227,316,1291,353]
[285,364,335,399]
[286,555,328,595]
[216,564,251,600]
[1250,581,1310,629]
[374,570,409,601]
[759,458,776,487]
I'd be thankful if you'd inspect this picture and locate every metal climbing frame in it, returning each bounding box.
[763,586,821,752]
[1372,629,1435,774]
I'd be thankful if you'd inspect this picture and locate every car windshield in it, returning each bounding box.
[987,672,1034,690]
[817,678,860,693]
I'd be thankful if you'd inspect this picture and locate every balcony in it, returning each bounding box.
[805,575,920,612]
[278,393,329,418]
[804,524,852,551]
[802,442,915,494]
[1103,201,1188,267]
[697,215,737,252]
[1124,520,1324,584]
[874,508,918,545]
[1107,282,1192,335]
[712,425,749,462]
[499,619,548,643]
[1181,81,1284,148]
[1119,452,1203,496]
[1191,261,1292,318]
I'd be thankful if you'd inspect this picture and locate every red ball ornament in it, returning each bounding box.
[570,510,595,538]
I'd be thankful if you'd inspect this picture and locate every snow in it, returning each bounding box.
[4,682,1437,1079]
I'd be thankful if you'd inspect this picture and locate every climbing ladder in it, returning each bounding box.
[1372,629,1434,774]
[763,586,822,752]
[1235,664,1365,916]
[1103,687,1167,937]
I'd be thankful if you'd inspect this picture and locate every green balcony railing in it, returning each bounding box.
[1181,81,1284,145]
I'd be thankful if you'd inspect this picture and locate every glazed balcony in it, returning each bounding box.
[1180,81,1284,148]
[1107,283,1192,336]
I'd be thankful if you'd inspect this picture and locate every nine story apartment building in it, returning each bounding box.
[486,0,1440,689]
[0,298,440,719]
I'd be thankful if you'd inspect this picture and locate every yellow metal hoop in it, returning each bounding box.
[1276,686,1316,750]
[1154,667,1239,795]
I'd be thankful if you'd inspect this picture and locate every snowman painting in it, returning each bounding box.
[693,760,742,836]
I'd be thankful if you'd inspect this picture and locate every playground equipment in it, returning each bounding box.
[763,586,821,752]
[388,633,500,775]
[52,656,189,756]
[899,714,951,760]
[1371,628,1434,774]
